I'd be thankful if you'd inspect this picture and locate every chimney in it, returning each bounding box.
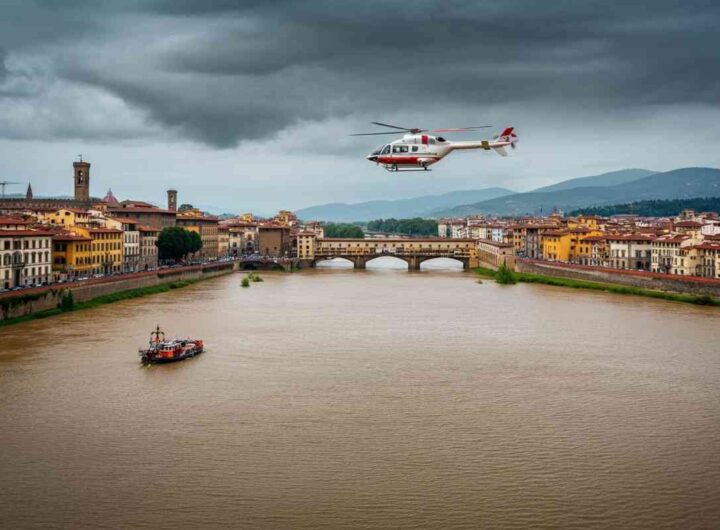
[167,189,177,212]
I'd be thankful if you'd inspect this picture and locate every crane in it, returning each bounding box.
[0,181,21,198]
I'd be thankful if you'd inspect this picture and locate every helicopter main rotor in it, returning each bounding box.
[350,122,492,136]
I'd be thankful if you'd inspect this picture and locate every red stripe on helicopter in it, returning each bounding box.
[377,156,439,165]
[421,135,428,145]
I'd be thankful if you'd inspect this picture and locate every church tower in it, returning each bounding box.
[167,189,177,212]
[26,183,33,200]
[73,158,91,202]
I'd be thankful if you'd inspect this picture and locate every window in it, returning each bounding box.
[412,146,419,152]
[381,145,391,155]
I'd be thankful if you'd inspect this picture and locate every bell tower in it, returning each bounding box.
[73,157,91,203]
[167,189,177,212]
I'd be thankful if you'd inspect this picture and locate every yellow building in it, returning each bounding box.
[570,215,602,230]
[74,227,123,275]
[52,232,93,279]
[274,210,298,226]
[218,225,229,257]
[296,231,317,259]
[42,208,91,228]
[542,228,603,262]
[504,225,527,254]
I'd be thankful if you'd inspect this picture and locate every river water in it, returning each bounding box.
[1,263,719,529]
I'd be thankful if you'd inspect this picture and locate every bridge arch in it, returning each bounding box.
[239,262,286,272]
[315,257,355,269]
[418,256,466,270]
[364,255,410,270]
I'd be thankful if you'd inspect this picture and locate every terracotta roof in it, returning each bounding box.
[654,235,688,243]
[606,234,656,242]
[0,229,53,237]
[107,216,140,224]
[691,243,720,251]
[108,206,174,214]
[674,220,703,227]
[138,225,160,232]
[120,200,155,208]
[0,217,31,225]
[84,228,122,234]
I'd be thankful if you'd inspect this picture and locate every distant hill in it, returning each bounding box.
[438,167,720,217]
[533,169,656,193]
[296,187,515,222]
[570,197,720,217]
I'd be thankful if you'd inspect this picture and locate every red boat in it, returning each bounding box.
[139,325,204,364]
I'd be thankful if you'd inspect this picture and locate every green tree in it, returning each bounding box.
[178,203,194,211]
[367,218,438,236]
[323,223,365,238]
[495,262,518,284]
[157,227,204,261]
[188,231,202,255]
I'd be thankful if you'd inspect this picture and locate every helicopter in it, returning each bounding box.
[351,122,518,172]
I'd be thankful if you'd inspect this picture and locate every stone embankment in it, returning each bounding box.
[517,259,720,297]
[0,262,237,321]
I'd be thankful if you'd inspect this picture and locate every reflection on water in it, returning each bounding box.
[0,270,719,529]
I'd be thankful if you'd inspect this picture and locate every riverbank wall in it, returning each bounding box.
[516,259,720,297]
[0,262,237,321]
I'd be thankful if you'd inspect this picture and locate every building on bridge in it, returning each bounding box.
[296,235,481,270]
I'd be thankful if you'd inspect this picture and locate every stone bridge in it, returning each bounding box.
[298,238,480,270]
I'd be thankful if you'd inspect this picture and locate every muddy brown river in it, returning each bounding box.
[1,265,719,529]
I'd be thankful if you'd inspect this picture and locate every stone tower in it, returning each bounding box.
[26,183,33,200]
[73,159,91,202]
[167,189,177,212]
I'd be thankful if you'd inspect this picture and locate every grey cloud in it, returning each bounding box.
[1,0,719,147]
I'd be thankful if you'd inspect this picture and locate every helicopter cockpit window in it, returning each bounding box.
[381,145,391,155]
[371,146,383,155]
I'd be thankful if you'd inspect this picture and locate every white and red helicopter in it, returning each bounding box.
[352,122,518,171]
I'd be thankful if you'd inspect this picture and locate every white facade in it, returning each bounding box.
[0,231,53,290]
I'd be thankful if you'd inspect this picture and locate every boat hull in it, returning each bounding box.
[141,346,204,365]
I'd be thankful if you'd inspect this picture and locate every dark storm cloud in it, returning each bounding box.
[1,0,719,146]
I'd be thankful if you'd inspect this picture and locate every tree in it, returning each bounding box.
[367,218,438,236]
[178,203,194,211]
[157,227,204,261]
[323,223,365,238]
[188,231,202,255]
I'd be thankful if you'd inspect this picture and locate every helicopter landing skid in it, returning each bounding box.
[383,166,431,172]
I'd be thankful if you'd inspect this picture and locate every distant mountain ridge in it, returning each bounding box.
[438,167,720,217]
[296,187,515,222]
[533,168,656,193]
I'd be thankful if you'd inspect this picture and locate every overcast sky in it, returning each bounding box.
[1,1,719,213]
